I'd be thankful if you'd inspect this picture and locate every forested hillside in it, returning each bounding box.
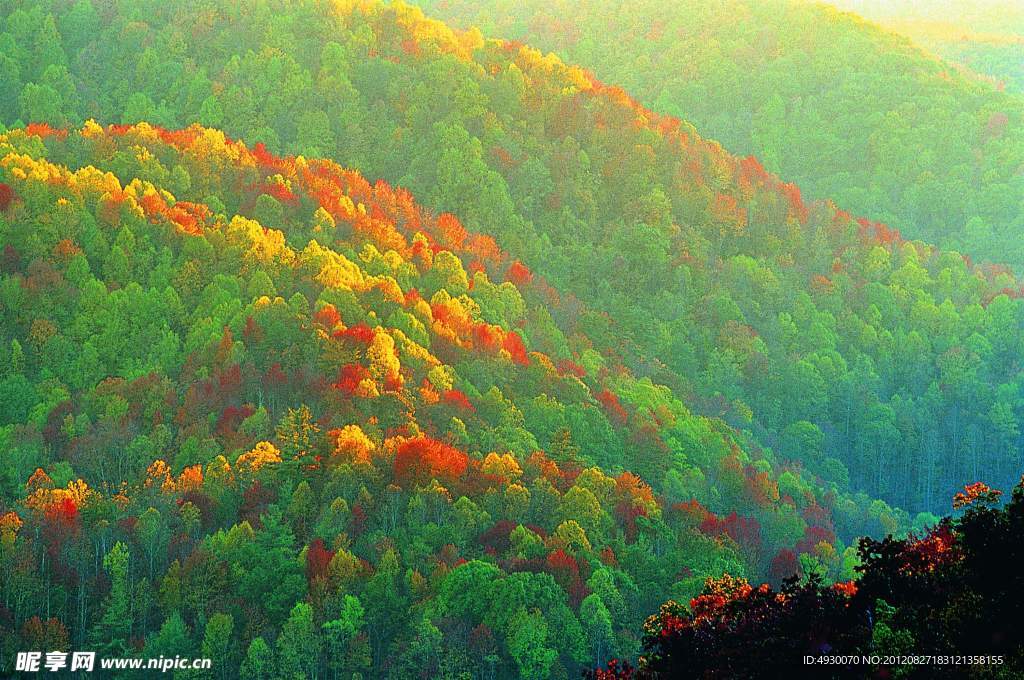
[0,122,852,677]
[417,0,1024,269]
[0,0,1023,676]
[3,0,1023,517]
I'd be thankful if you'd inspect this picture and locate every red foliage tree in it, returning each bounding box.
[336,323,375,345]
[0,183,14,212]
[306,538,335,583]
[768,548,801,585]
[743,467,779,507]
[596,389,628,425]
[264,362,288,388]
[953,481,1002,509]
[700,511,762,560]
[334,363,370,396]
[313,304,341,329]
[671,499,711,527]
[781,183,809,224]
[546,548,581,590]
[217,364,242,394]
[215,404,255,438]
[167,201,210,235]
[262,179,299,206]
[478,520,517,554]
[20,617,70,654]
[469,623,498,662]
[472,323,502,353]
[239,481,276,528]
[795,525,835,554]
[801,503,832,529]
[615,501,649,543]
[557,359,587,378]
[24,123,67,139]
[443,389,475,412]
[393,436,469,486]
[242,316,264,344]
[502,331,529,365]
[987,111,1009,138]
[435,213,468,250]
[1,244,20,273]
[251,142,284,171]
[349,503,368,537]
[139,191,169,220]
[40,495,81,577]
[903,523,958,573]
[506,260,533,286]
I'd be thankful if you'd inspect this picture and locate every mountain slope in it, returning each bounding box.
[417,0,1024,268]
[1,120,892,677]
[2,0,1023,520]
[1,0,1023,674]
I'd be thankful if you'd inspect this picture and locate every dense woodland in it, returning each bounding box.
[0,121,890,677]
[589,480,1024,679]
[2,0,1023,515]
[0,0,1022,677]
[420,0,1024,268]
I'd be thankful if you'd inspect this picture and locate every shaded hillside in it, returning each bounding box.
[417,0,1024,268]
[591,479,1024,679]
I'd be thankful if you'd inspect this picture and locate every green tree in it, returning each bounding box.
[18,82,64,126]
[275,602,321,680]
[201,613,235,680]
[363,549,408,670]
[241,637,275,680]
[581,593,610,667]
[91,542,133,656]
[145,612,193,660]
[0,54,21,121]
[506,608,557,680]
[322,595,368,680]
[138,507,170,581]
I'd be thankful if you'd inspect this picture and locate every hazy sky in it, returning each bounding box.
[829,0,1024,32]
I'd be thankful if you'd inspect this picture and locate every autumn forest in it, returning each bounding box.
[0,0,1022,678]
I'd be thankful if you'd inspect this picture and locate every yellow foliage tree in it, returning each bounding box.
[366,330,401,382]
[236,441,283,474]
[329,425,376,464]
[482,452,523,481]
